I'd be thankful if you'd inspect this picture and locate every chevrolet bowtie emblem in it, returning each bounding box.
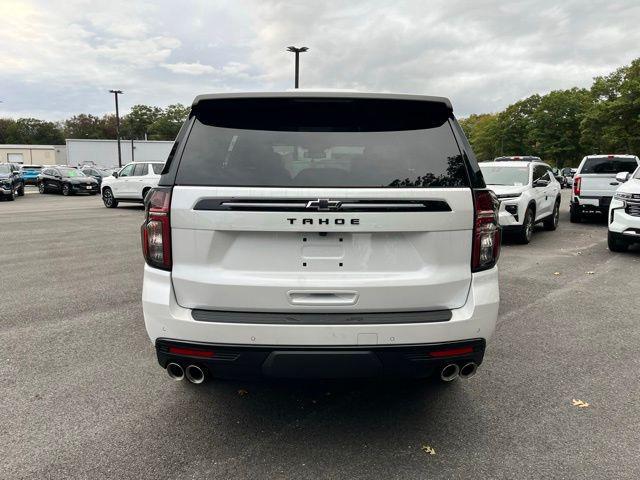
[306,199,342,211]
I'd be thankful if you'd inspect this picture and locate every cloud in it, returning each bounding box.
[1,0,640,120]
[162,62,216,75]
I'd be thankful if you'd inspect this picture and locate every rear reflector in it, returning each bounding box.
[168,347,215,358]
[429,346,474,358]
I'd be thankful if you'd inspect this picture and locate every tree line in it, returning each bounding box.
[0,104,190,145]
[460,58,640,168]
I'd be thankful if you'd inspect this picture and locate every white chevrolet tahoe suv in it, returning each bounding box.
[141,92,501,384]
[608,167,640,252]
[479,160,561,243]
[101,161,165,208]
[570,155,640,222]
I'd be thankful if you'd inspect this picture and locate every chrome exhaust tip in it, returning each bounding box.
[185,364,206,384]
[166,362,184,381]
[459,362,478,379]
[440,363,460,382]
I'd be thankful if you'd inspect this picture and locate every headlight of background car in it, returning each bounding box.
[1,179,12,187]
[497,193,522,200]
[614,192,634,202]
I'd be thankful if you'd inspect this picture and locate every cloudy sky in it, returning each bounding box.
[1,0,639,120]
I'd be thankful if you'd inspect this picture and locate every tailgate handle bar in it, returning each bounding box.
[287,291,359,306]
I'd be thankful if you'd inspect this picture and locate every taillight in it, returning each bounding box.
[573,176,581,196]
[472,189,501,272]
[141,187,172,270]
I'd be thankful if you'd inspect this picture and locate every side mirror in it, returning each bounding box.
[554,175,563,183]
[112,172,119,178]
[615,171,630,183]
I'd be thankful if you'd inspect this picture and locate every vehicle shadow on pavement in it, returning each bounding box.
[153,377,487,475]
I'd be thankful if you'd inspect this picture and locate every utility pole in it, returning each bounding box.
[109,89,123,167]
[286,46,308,88]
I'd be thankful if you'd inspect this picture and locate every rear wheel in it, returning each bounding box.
[38,182,46,194]
[543,201,560,231]
[61,184,71,196]
[102,187,118,208]
[569,204,581,223]
[608,231,628,252]
[516,208,534,244]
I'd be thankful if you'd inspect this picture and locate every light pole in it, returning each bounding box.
[286,46,308,88]
[109,89,123,167]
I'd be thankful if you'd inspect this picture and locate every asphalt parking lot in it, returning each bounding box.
[1,188,639,479]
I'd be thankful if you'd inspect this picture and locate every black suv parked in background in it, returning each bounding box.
[0,163,25,200]
[38,167,99,196]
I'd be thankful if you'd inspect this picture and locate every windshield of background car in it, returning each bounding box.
[176,98,469,188]
[60,169,85,178]
[23,167,42,172]
[479,165,530,186]
[581,157,639,174]
[0,165,11,174]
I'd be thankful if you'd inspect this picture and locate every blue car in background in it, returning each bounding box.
[21,165,43,185]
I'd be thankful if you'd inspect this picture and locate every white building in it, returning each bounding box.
[66,139,174,169]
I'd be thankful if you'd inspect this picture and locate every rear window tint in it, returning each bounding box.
[175,98,468,188]
[581,157,638,174]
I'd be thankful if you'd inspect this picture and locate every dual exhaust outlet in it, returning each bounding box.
[166,363,206,384]
[440,362,478,382]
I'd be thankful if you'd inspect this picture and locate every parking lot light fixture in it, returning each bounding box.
[286,46,308,88]
[109,89,124,167]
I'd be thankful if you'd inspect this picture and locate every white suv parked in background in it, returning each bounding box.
[101,162,164,208]
[140,92,501,385]
[608,167,640,252]
[479,160,561,243]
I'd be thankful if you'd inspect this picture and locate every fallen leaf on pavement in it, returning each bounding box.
[238,389,248,396]
[421,445,436,455]
[572,399,590,408]
[554,272,561,276]
[586,271,594,275]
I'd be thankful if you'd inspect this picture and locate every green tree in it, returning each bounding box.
[495,94,541,157]
[529,88,591,168]
[0,118,16,143]
[460,113,502,161]
[123,104,162,139]
[580,59,640,154]
[64,114,105,139]
[4,118,64,144]
[148,104,190,140]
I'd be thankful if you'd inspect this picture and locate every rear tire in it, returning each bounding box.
[543,201,560,231]
[608,231,628,252]
[62,184,71,196]
[569,204,581,223]
[516,208,534,244]
[102,187,118,208]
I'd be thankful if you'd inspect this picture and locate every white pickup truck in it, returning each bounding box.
[570,155,640,223]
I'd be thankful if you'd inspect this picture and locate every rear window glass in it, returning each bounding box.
[150,163,164,174]
[176,98,468,188]
[581,157,638,174]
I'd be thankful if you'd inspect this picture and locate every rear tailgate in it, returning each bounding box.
[170,186,473,312]
[579,174,619,198]
[165,95,478,314]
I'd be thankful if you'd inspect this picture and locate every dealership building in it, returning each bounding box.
[0,144,66,165]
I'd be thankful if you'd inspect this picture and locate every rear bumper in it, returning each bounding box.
[143,265,499,349]
[572,196,612,211]
[156,338,485,379]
